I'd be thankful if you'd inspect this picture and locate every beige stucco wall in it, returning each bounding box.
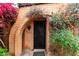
[17,4,68,19]
[23,21,34,50]
[9,4,69,56]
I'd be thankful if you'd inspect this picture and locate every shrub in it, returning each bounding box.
[50,11,79,55]
[0,48,11,56]
[0,3,17,21]
[50,29,79,55]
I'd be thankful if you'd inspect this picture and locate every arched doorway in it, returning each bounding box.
[9,15,49,56]
[21,16,49,56]
[9,4,67,56]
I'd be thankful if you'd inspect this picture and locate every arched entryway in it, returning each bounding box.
[9,4,68,56]
[22,16,49,56]
[9,15,50,56]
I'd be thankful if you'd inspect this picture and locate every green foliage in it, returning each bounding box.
[50,12,79,55]
[66,4,79,27]
[68,15,79,27]
[50,29,79,54]
[50,13,79,31]
[0,48,11,56]
[50,13,68,31]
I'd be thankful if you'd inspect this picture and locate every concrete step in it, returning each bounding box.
[21,49,46,56]
[33,49,46,56]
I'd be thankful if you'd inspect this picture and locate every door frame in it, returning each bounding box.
[32,16,49,52]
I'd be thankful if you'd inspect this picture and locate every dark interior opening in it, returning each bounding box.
[34,18,46,49]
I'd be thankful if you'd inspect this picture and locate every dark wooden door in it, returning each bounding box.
[34,20,46,49]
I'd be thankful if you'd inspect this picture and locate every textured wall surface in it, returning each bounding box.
[9,4,68,56]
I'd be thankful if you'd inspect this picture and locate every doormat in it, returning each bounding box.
[33,51,45,56]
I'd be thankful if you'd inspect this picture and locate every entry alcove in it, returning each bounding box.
[22,20,34,50]
[22,16,50,55]
[9,4,68,56]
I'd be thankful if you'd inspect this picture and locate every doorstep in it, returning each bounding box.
[21,49,46,56]
[33,49,46,56]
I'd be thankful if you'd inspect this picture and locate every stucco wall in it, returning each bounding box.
[23,21,33,50]
[9,4,69,56]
